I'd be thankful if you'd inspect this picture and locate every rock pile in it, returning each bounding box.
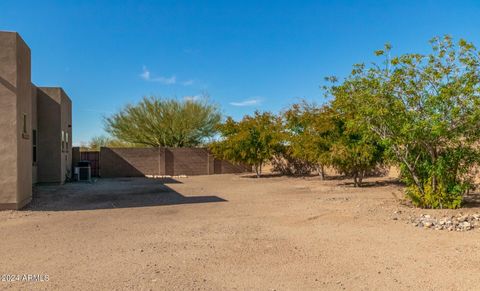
[410,213,480,231]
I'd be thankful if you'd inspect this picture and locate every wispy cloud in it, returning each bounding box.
[140,66,176,85]
[182,79,194,86]
[140,66,194,86]
[140,66,151,80]
[230,98,263,107]
[183,95,202,101]
[155,75,177,85]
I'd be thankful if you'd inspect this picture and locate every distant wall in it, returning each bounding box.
[100,148,161,177]
[98,147,250,178]
[169,148,210,176]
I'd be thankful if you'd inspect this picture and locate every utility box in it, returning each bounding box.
[75,161,91,182]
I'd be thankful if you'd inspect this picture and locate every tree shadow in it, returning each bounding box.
[240,172,324,179]
[462,192,480,208]
[337,178,404,188]
[26,177,226,211]
[240,172,403,189]
[240,173,285,179]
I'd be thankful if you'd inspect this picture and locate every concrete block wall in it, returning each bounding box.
[169,148,210,176]
[214,159,251,174]
[99,147,162,177]
[98,147,250,178]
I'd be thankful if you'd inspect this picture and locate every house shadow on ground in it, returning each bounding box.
[26,177,226,211]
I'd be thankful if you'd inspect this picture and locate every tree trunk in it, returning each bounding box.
[255,164,260,178]
[429,147,440,208]
[430,152,437,195]
[317,164,325,180]
[392,145,424,196]
[358,170,364,187]
[353,172,358,187]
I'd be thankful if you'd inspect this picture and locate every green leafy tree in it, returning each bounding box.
[104,96,221,147]
[211,111,284,177]
[328,117,385,187]
[283,102,336,179]
[327,36,480,208]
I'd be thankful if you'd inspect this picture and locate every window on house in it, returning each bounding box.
[23,114,27,133]
[32,130,37,164]
[22,114,29,139]
[66,132,69,153]
[61,131,65,152]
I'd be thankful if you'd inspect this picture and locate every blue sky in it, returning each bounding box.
[1,0,480,145]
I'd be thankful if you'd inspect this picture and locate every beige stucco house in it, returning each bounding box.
[0,31,72,210]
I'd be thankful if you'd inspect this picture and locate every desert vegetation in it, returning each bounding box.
[84,36,480,209]
[105,96,221,147]
[83,96,222,150]
[210,112,284,178]
[213,36,480,209]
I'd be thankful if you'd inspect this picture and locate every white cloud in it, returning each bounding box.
[140,66,177,85]
[182,79,194,86]
[183,95,202,101]
[140,66,151,80]
[155,75,177,84]
[230,98,263,107]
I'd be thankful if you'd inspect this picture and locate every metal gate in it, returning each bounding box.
[80,151,100,177]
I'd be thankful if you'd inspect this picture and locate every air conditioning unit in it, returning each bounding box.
[75,161,92,182]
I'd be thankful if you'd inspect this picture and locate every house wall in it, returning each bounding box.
[72,146,81,171]
[0,32,20,209]
[15,33,32,207]
[0,30,73,209]
[0,32,32,210]
[36,88,61,183]
[60,90,72,181]
[36,87,72,184]
[31,85,38,184]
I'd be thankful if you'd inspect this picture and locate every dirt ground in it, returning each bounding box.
[2,174,480,290]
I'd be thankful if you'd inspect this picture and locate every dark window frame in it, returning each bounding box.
[32,129,37,165]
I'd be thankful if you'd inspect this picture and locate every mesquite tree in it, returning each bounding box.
[104,96,221,147]
[84,135,136,151]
